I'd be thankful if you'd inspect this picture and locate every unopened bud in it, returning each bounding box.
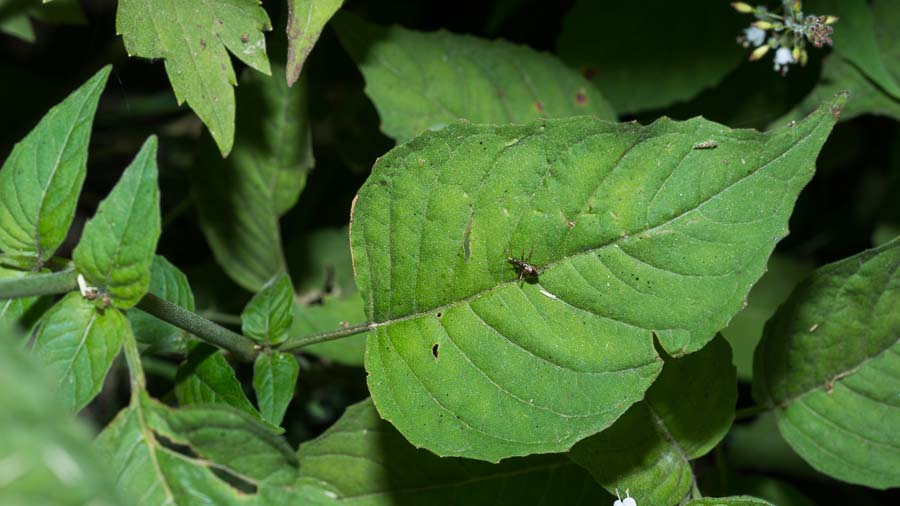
[731,2,754,13]
[792,46,801,62]
[752,21,775,30]
[749,45,770,61]
[799,48,809,66]
[825,15,839,25]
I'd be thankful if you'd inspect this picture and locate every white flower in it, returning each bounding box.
[773,46,795,74]
[743,26,766,47]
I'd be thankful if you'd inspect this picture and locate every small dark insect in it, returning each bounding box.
[507,247,540,282]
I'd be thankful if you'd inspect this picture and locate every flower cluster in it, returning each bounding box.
[732,1,837,75]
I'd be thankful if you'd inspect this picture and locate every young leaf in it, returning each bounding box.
[0,66,109,264]
[127,255,195,354]
[557,0,744,114]
[291,295,368,366]
[32,292,128,412]
[96,391,296,505]
[193,66,313,291]
[242,272,295,345]
[807,0,900,100]
[175,343,260,420]
[253,351,299,426]
[115,0,272,155]
[686,497,773,506]
[286,0,343,86]
[753,238,900,489]
[334,13,615,144]
[352,95,844,461]
[297,399,613,504]
[73,136,161,309]
[569,336,737,506]
[0,324,122,506]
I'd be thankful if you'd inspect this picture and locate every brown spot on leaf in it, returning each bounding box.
[534,101,544,113]
[240,34,249,43]
[200,39,207,49]
[575,88,587,106]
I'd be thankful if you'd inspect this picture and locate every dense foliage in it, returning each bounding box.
[1,1,898,505]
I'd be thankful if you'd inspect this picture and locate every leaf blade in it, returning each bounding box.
[253,351,299,427]
[286,0,343,86]
[242,272,295,345]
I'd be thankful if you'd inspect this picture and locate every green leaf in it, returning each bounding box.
[0,0,86,43]
[0,265,50,340]
[686,497,773,506]
[128,255,194,354]
[193,66,313,291]
[242,272,294,345]
[175,342,260,420]
[0,66,109,264]
[96,391,296,505]
[753,238,900,489]
[807,0,900,100]
[334,13,615,144]
[292,294,368,366]
[73,136,161,309]
[115,0,271,156]
[286,0,343,86]
[557,0,743,114]
[725,412,818,481]
[353,95,843,461]
[0,321,123,506]
[32,292,128,412]
[570,336,736,506]
[253,351,299,426]
[297,398,612,504]
[702,473,816,506]
[722,256,813,380]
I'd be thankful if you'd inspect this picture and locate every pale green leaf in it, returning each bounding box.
[73,136,161,309]
[557,0,743,114]
[0,66,109,264]
[32,292,127,412]
[96,391,296,505]
[686,497,773,506]
[127,255,194,354]
[242,272,294,345]
[115,0,272,155]
[807,0,900,100]
[334,13,615,143]
[292,294,367,366]
[722,256,813,380]
[297,399,612,504]
[193,66,313,290]
[753,238,900,489]
[570,336,736,506]
[0,322,123,506]
[175,342,260,419]
[0,12,33,41]
[286,0,343,86]
[353,96,843,461]
[253,351,299,426]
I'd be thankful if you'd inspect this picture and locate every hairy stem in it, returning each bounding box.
[135,294,259,361]
[277,322,373,352]
[0,269,78,298]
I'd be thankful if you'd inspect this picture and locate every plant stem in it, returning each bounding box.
[277,322,373,352]
[135,293,259,362]
[735,404,770,420]
[0,269,78,298]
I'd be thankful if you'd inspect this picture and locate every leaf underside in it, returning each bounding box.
[352,95,843,461]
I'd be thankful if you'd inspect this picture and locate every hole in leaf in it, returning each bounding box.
[432,344,439,359]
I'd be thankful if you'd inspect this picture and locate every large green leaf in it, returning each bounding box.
[96,391,296,505]
[32,292,128,412]
[807,0,900,100]
[193,66,313,291]
[115,0,271,156]
[286,0,343,86]
[0,66,109,264]
[296,399,612,504]
[334,14,615,144]
[570,336,736,506]
[127,255,194,354]
[292,294,368,366]
[352,96,843,461]
[242,272,294,345]
[557,0,743,114]
[73,136,160,309]
[753,238,900,489]
[253,351,299,426]
[686,498,773,506]
[0,321,122,506]
[175,342,260,420]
